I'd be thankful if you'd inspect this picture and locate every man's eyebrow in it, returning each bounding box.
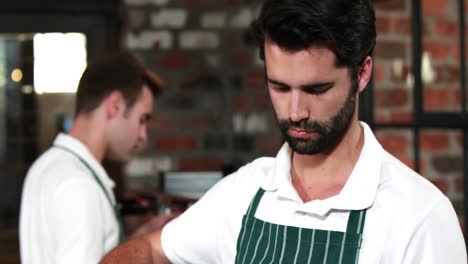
[267,77,334,90]
[266,77,288,87]
[302,82,334,90]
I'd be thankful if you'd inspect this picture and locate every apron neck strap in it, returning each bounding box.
[53,144,126,243]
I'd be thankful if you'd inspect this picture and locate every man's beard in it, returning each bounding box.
[277,85,357,155]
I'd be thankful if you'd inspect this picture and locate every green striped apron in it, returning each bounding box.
[54,145,125,243]
[235,188,366,264]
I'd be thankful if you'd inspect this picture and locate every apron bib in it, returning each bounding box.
[54,145,125,243]
[235,188,366,264]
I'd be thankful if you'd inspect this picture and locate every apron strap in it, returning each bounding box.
[346,209,367,235]
[245,188,265,217]
[54,144,126,243]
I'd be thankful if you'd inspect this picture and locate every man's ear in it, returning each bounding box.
[357,56,373,94]
[105,90,125,119]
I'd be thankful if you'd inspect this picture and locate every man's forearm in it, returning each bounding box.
[100,233,170,264]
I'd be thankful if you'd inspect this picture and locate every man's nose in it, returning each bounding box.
[289,90,309,122]
[139,126,148,143]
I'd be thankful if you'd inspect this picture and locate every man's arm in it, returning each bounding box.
[130,212,180,240]
[100,230,170,264]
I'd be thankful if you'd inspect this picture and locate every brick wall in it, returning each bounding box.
[122,0,281,193]
[372,0,467,227]
[122,0,466,223]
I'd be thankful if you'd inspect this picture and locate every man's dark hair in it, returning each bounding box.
[75,51,164,115]
[251,0,376,82]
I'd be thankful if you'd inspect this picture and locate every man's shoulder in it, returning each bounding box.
[376,150,450,218]
[25,147,93,188]
[226,156,276,184]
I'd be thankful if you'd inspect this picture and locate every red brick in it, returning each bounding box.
[375,114,389,124]
[466,0,468,15]
[155,136,197,151]
[456,133,463,146]
[373,63,387,83]
[376,134,407,154]
[158,51,192,69]
[256,136,281,155]
[375,88,408,108]
[423,41,450,60]
[435,65,460,83]
[421,132,450,151]
[391,17,412,36]
[245,71,266,89]
[182,74,200,88]
[180,157,223,171]
[432,155,463,174]
[390,111,413,123]
[233,95,253,111]
[376,16,391,34]
[179,115,221,131]
[450,45,459,61]
[423,89,452,109]
[397,155,415,170]
[255,93,271,110]
[422,0,449,16]
[454,177,464,193]
[374,0,406,11]
[374,41,406,59]
[148,116,172,132]
[233,51,253,67]
[434,19,459,38]
[430,178,449,194]
[391,64,411,82]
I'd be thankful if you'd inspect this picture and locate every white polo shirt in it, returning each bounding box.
[19,133,119,264]
[162,122,467,263]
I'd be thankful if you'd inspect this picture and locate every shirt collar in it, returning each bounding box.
[260,122,383,215]
[53,133,116,191]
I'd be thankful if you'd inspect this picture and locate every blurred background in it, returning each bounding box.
[0,0,466,262]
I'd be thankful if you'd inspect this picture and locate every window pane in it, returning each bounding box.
[373,1,414,124]
[421,0,462,112]
[375,128,415,169]
[420,129,464,221]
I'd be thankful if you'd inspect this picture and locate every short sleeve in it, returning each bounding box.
[161,177,232,264]
[50,177,106,264]
[160,159,269,263]
[403,197,467,264]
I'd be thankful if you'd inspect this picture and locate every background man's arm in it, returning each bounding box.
[100,230,169,264]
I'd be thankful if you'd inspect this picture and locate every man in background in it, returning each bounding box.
[20,51,176,263]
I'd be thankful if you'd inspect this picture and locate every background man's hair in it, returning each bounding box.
[75,50,164,115]
[251,0,376,82]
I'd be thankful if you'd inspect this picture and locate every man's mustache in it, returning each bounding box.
[278,119,328,134]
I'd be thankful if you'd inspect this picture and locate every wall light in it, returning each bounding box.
[11,68,23,82]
